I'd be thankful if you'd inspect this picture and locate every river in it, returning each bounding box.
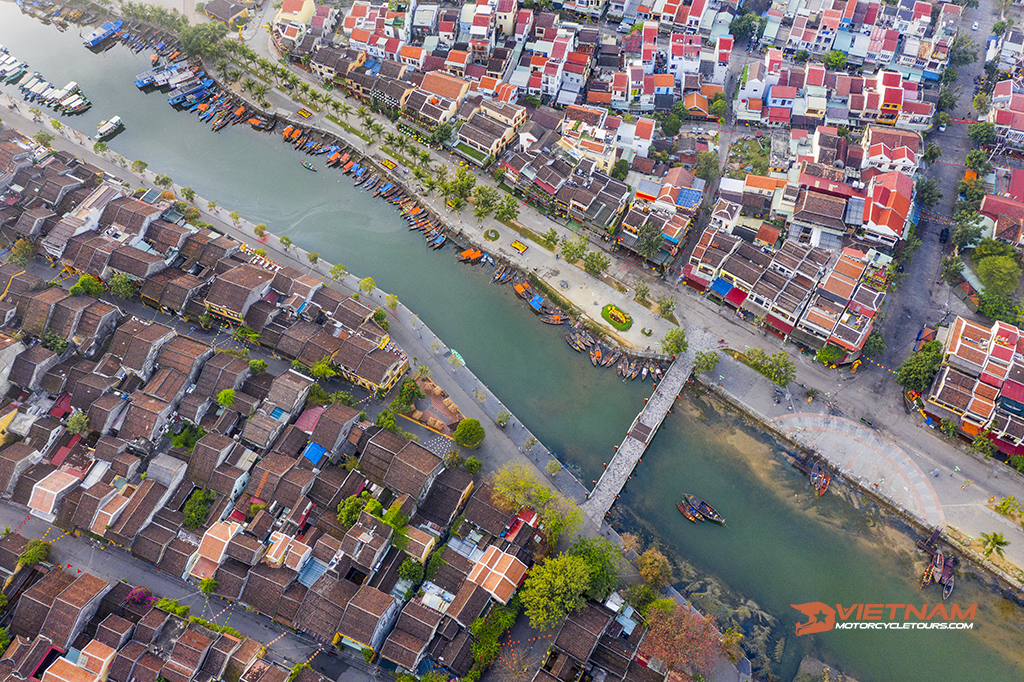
[3,6,1024,680]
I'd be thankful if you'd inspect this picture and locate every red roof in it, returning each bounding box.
[725,288,748,307]
[768,107,791,123]
[767,314,794,334]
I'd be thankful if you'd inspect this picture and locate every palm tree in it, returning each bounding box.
[241,78,256,93]
[371,123,384,139]
[421,176,437,196]
[418,149,432,167]
[252,83,269,102]
[228,69,241,84]
[339,102,353,121]
[308,90,323,108]
[395,136,409,155]
[384,132,398,148]
[980,531,1010,558]
[357,105,369,120]
[216,59,230,79]
[298,82,312,101]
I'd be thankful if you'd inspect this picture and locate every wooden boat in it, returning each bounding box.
[942,574,954,600]
[677,503,700,523]
[921,564,934,588]
[590,345,602,366]
[932,549,944,584]
[641,365,648,381]
[940,554,954,585]
[603,350,620,367]
[627,360,638,379]
[301,161,317,172]
[542,314,567,325]
[685,494,724,524]
[616,356,627,377]
[816,470,831,497]
[492,264,507,282]
[566,334,583,352]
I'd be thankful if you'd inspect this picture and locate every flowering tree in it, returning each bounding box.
[640,602,719,675]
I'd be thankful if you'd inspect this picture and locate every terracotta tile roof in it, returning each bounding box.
[339,585,394,648]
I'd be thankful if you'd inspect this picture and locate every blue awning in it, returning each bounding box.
[302,442,327,464]
[529,294,544,311]
[710,277,733,297]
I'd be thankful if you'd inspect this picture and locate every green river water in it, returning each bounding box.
[3,6,1024,679]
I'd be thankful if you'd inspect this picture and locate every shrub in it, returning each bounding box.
[199,578,218,594]
[183,489,217,529]
[155,598,191,617]
[453,418,486,448]
[464,456,482,474]
[126,586,154,606]
[398,558,425,584]
[18,540,50,567]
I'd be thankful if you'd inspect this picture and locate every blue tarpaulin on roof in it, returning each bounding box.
[529,294,544,311]
[676,187,703,210]
[710,277,733,297]
[302,442,327,464]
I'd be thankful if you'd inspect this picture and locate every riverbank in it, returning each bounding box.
[694,350,1024,593]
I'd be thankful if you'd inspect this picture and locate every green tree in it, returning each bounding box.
[519,554,593,630]
[472,186,500,223]
[360,277,376,295]
[385,294,399,311]
[657,295,676,317]
[398,558,425,584]
[9,239,35,266]
[107,273,135,299]
[968,121,996,147]
[249,360,267,374]
[977,255,1021,297]
[940,68,960,86]
[311,358,336,380]
[41,330,69,355]
[453,418,486,448]
[154,174,173,189]
[337,492,370,529]
[965,149,992,175]
[307,252,319,269]
[464,456,482,474]
[694,350,720,375]
[328,263,347,282]
[949,35,978,67]
[729,12,758,40]
[942,256,965,285]
[253,223,267,239]
[662,327,688,356]
[69,275,104,297]
[178,21,229,58]
[635,280,650,304]
[527,225,554,250]
[896,340,944,393]
[973,93,990,116]
[951,211,984,248]
[93,141,108,154]
[693,150,720,182]
[18,540,50,567]
[980,531,1010,558]
[131,159,148,174]
[661,114,681,137]
[66,410,89,436]
[583,251,611,276]
[937,86,960,113]
[824,50,848,70]
[914,177,942,208]
[568,537,621,600]
[33,131,54,148]
[993,20,1008,35]
[816,344,846,366]
[940,418,959,439]
[375,409,398,433]
[560,235,589,264]
[709,99,728,119]
[937,111,951,129]
[494,194,520,223]
[217,389,235,408]
[794,50,810,63]
[183,489,217,529]
[181,187,196,202]
[637,547,672,588]
[611,159,630,181]
[280,235,293,250]
[199,578,218,594]
[863,331,886,358]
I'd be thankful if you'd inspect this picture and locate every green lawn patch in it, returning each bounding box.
[602,304,633,331]
[727,138,769,176]
[497,218,554,252]
[484,229,500,241]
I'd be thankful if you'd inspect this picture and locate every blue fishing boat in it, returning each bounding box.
[84,19,123,48]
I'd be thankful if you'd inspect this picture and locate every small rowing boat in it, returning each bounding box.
[301,160,316,172]
[942,574,954,600]
[677,503,701,523]
[685,494,724,524]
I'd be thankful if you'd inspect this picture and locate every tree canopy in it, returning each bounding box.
[968,121,996,147]
[976,255,1021,298]
[519,554,593,630]
[641,602,719,674]
[693,151,720,182]
[824,50,848,69]
[662,327,688,356]
[69,275,104,297]
[568,537,621,600]
[492,463,583,546]
[914,178,942,208]
[453,418,486,448]
[897,340,944,393]
[179,22,229,58]
[611,159,630,181]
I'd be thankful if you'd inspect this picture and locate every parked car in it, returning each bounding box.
[940,227,950,243]
[973,21,979,30]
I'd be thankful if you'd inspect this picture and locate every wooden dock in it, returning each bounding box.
[580,352,693,523]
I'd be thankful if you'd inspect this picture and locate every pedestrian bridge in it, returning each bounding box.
[580,353,693,523]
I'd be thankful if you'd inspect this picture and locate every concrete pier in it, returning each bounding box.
[580,353,694,523]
